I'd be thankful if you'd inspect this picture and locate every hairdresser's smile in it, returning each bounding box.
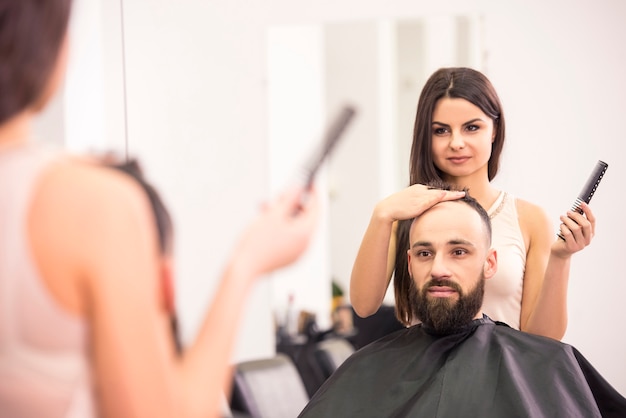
[447,156,471,165]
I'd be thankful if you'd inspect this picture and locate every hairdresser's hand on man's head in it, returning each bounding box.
[374,183,466,223]
[236,186,319,277]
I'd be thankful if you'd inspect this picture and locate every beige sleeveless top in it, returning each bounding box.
[0,143,95,418]
[482,191,526,330]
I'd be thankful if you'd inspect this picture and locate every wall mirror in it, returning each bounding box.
[34,1,625,394]
[267,16,486,325]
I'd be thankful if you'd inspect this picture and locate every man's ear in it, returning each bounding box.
[483,248,497,280]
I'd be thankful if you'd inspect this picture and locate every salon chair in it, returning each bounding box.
[314,337,355,379]
[230,353,309,418]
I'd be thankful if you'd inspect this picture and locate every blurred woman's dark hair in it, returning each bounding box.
[0,0,73,124]
[106,156,182,354]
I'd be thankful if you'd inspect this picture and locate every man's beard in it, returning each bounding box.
[410,275,485,334]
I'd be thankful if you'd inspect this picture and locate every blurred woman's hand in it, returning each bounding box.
[236,187,320,277]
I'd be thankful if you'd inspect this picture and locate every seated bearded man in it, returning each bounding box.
[299,189,626,418]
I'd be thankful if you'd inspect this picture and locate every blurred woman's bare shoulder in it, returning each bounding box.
[28,154,159,313]
[35,155,149,217]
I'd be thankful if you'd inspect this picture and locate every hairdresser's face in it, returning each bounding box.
[430,98,495,182]
[407,201,496,329]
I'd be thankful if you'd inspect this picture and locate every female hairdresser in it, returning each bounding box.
[0,1,318,418]
[350,67,594,339]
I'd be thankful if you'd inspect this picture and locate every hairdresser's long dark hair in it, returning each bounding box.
[394,68,505,325]
[0,0,73,124]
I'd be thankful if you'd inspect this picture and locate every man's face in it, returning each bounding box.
[407,201,497,333]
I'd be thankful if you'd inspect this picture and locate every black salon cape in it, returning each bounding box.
[299,316,626,418]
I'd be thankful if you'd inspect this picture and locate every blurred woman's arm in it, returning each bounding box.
[30,161,318,418]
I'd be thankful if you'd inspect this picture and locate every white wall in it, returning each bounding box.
[267,25,332,332]
[324,22,392,304]
[50,0,626,394]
